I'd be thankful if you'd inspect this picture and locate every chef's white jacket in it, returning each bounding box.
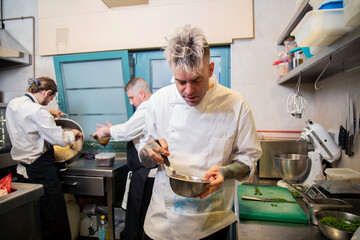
[6,93,75,178]
[139,75,262,239]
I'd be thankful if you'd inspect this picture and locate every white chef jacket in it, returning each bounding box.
[110,99,157,177]
[6,93,75,178]
[139,75,262,239]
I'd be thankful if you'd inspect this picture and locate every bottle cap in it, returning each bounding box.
[101,215,105,219]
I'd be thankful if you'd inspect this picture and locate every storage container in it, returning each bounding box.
[291,9,351,47]
[309,0,330,10]
[318,1,343,10]
[344,0,360,27]
[95,152,115,167]
[324,168,360,183]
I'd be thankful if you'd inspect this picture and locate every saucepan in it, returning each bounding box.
[54,115,84,171]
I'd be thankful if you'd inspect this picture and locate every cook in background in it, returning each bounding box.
[6,77,83,240]
[92,77,156,240]
[138,25,262,240]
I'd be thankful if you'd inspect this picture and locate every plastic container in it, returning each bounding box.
[289,47,307,67]
[98,215,109,240]
[291,9,351,47]
[318,1,343,9]
[344,0,360,27]
[95,152,115,167]
[324,168,360,183]
[273,61,289,77]
[309,0,330,10]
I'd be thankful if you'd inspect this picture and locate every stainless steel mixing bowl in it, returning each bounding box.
[315,210,360,240]
[168,174,210,198]
[275,154,310,182]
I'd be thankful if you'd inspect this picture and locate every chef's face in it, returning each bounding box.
[41,90,55,106]
[174,61,214,106]
[126,89,142,108]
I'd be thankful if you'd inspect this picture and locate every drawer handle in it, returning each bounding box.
[64,182,78,186]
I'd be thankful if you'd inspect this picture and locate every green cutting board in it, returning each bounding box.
[238,185,309,223]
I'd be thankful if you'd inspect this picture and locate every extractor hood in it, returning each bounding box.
[0,28,31,70]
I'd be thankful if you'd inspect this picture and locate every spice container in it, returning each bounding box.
[273,61,289,77]
[289,47,306,69]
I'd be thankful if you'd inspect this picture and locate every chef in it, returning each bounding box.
[138,25,262,240]
[6,77,83,240]
[92,77,155,240]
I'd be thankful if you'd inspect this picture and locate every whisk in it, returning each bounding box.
[287,73,308,118]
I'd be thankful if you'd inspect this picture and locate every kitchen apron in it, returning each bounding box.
[19,147,71,240]
[123,141,154,240]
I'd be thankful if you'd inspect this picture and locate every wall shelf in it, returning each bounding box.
[276,1,360,84]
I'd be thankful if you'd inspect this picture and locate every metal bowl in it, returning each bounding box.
[275,154,310,182]
[168,174,210,198]
[315,210,360,240]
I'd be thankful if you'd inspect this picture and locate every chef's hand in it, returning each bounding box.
[91,120,113,139]
[71,129,83,141]
[139,139,169,168]
[200,166,224,199]
[49,109,64,118]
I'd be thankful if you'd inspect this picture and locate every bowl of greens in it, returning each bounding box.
[315,210,360,240]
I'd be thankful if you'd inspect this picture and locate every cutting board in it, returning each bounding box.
[238,185,309,223]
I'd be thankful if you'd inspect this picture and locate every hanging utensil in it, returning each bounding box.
[286,73,308,118]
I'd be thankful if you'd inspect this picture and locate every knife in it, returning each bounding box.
[241,196,296,203]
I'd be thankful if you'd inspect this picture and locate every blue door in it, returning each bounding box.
[134,46,231,91]
[53,51,131,151]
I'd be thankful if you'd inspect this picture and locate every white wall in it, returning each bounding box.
[0,0,359,169]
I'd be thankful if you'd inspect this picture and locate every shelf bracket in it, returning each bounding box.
[314,56,332,91]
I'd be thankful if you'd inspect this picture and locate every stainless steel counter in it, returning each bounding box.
[235,180,360,240]
[0,182,44,240]
[61,153,127,240]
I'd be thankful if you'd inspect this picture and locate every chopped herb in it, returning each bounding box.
[254,185,262,195]
[319,216,360,232]
[270,203,278,207]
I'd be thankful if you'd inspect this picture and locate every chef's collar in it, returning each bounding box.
[25,92,39,104]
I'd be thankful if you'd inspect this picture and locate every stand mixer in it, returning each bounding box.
[299,120,341,186]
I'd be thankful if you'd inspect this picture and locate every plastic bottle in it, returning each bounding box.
[98,215,109,240]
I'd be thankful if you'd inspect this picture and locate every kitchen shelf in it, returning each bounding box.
[278,26,360,84]
[276,0,360,84]
[277,0,312,45]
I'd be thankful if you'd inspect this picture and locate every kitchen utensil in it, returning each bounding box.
[304,198,353,225]
[241,195,296,203]
[274,154,310,183]
[284,179,315,203]
[286,73,309,118]
[155,140,176,176]
[315,210,360,240]
[92,135,110,147]
[237,185,309,223]
[54,117,84,171]
[94,152,115,167]
[168,174,209,198]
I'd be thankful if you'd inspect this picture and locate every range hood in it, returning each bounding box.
[0,28,31,70]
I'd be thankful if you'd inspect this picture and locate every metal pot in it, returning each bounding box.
[54,117,84,171]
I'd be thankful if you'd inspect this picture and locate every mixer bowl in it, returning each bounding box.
[275,154,310,182]
[168,174,210,198]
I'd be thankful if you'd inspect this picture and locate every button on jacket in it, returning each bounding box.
[140,75,262,239]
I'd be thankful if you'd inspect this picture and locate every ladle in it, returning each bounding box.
[91,135,110,147]
[155,140,176,176]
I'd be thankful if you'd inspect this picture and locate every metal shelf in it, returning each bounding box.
[277,26,360,84]
[277,0,312,45]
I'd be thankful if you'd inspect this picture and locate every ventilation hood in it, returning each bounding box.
[0,28,31,70]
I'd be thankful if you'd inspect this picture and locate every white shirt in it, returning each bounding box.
[6,93,75,178]
[110,100,157,177]
[140,75,262,239]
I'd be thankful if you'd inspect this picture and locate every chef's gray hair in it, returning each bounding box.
[164,25,210,75]
[27,77,58,95]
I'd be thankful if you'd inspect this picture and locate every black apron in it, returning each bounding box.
[19,93,71,240]
[123,141,155,240]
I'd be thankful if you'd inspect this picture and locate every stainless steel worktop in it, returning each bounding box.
[235,180,360,240]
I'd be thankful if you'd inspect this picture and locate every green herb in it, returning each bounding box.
[270,203,277,207]
[319,216,360,232]
[254,185,262,195]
